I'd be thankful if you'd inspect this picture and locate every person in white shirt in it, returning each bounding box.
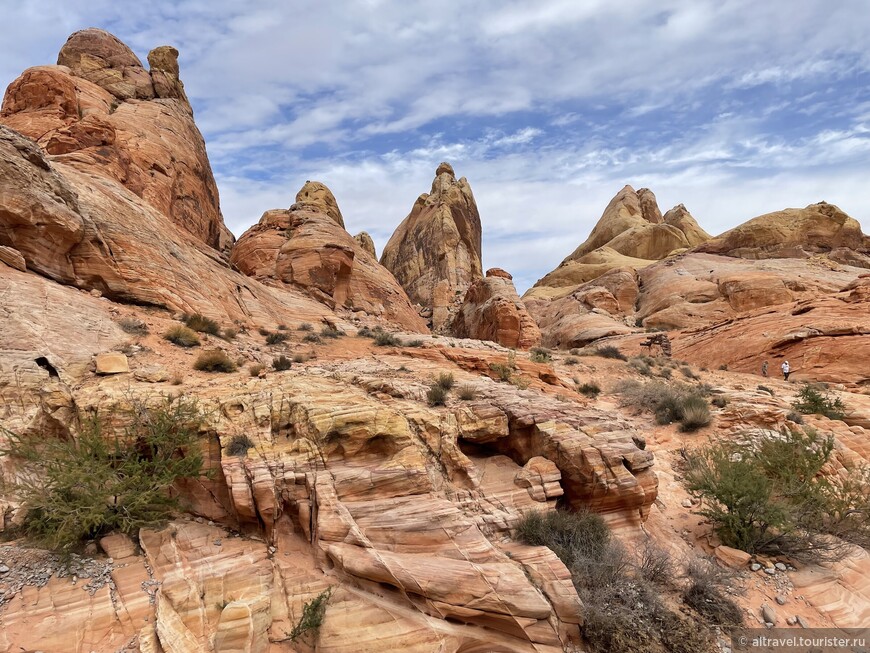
[781,360,790,381]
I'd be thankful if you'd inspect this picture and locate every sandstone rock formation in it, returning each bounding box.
[381,163,483,329]
[353,230,376,257]
[450,268,541,349]
[230,182,427,332]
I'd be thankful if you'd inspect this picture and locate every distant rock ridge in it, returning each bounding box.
[380,162,483,330]
[1,27,232,251]
[231,182,428,332]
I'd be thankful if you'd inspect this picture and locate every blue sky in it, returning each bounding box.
[1,1,869,293]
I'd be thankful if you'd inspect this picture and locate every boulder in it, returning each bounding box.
[99,533,137,559]
[353,231,376,258]
[0,245,26,271]
[714,545,752,569]
[450,268,541,349]
[381,163,482,329]
[95,352,129,374]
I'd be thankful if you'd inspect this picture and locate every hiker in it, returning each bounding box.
[761,360,768,377]
[781,360,790,381]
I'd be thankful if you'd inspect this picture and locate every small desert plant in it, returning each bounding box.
[786,410,804,424]
[226,434,255,457]
[792,384,846,420]
[298,323,312,332]
[682,557,743,626]
[679,395,711,432]
[711,396,728,408]
[457,384,476,400]
[320,326,344,339]
[757,384,775,395]
[118,317,149,336]
[0,396,207,550]
[578,382,601,397]
[718,363,729,371]
[272,355,292,371]
[171,373,183,385]
[266,332,288,345]
[595,345,627,361]
[638,540,676,585]
[164,325,200,348]
[303,333,322,344]
[249,363,265,377]
[629,357,653,377]
[617,380,708,429]
[426,384,448,406]
[406,339,424,347]
[287,587,332,643]
[565,357,578,366]
[530,347,552,363]
[436,372,455,390]
[489,351,518,382]
[658,367,673,379]
[184,313,221,336]
[292,354,306,364]
[222,327,237,341]
[258,327,271,336]
[680,365,699,380]
[193,349,237,373]
[374,332,401,347]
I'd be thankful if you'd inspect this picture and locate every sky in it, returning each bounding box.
[1,1,869,293]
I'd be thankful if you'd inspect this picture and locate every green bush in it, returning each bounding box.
[320,326,344,339]
[578,382,601,397]
[685,426,869,560]
[374,332,400,347]
[679,395,711,432]
[266,332,288,345]
[490,352,518,383]
[287,587,332,643]
[193,349,237,372]
[303,333,322,344]
[436,372,455,390]
[164,325,200,348]
[272,355,292,371]
[617,380,709,430]
[595,345,627,361]
[184,313,221,336]
[530,347,552,363]
[0,396,207,550]
[426,384,448,406]
[226,434,255,457]
[792,384,846,420]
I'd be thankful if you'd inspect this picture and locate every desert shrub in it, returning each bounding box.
[570,348,581,355]
[0,396,206,550]
[249,363,265,377]
[680,365,699,380]
[118,317,149,336]
[303,333,322,344]
[292,354,306,364]
[718,363,729,371]
[184,313,220,336]
[685,426,870,559]
[277,324,288,331]
[357,325,383,338]
[490,352,517,382]
[297,323,312,331]
[170,373,183,385]
[426,384,448,406]
[406,339,424,348]
[258,327,271,336]
[757,385,775,395]
[595,345,627,361]
[578,382,601,397]
[320,326,343,339]
[629,357,652,376]
[638,540,676,585]
[436,372,455,390]
[679,395,711,432]
[272,355,292,371]
[711,396,728,408]
[374,331,400,347]
[658,367,673,379]
[222,327,237,340]
[164,325,200,348]
[515,508,611,571]
[226,434,254,457]
[530,347,552,363]
[287,587,332,643]
[786,410,804,424]
[458,384,476,400]
[564,357,578,366]
[266,332,288,345]
[194,349,237,372]
[793,384,846,420]
[682,557,743,626]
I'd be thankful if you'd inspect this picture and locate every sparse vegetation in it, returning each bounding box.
[272,355,292,371]
[616,380,710,431]
[320,326,344,339]
[685,426,870,560]
[678,395,712,432]
[792,384,846,420]
[266,332,289,345]
[164,325,200,348]
[286,587,332,643]
[292,354,306,364]
[682,557,743,626]
[757,384,775,395]
[374,331,400,346]
[303,333,322,344]
[718,364,729,371]
[118,317,149,336]
[786,410,804,424]
[530,347,552,363]
[226,434,255,457]
[0,396,207,550]
[298,323,312,332]
[406,339,424,347]
[679,365,699,380]
[193,349,237,373]
[222,327,237,340]
[577,382,601,397]
[258,327,271,336]
[565,357,578,366]
[277,324,289,331]
[595,345,627,361]
[184,313,221,336]
[436,372,455,390]
[426,384,448,406]
[249,363,265,377]
[711,396,728,408]
[629,357,653,377]
[458,385,476,400]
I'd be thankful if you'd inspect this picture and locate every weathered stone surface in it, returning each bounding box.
[381,163,483,330]
[134,364,170,383]
[353,230,377,258]
[714,545,752,569]
[0,245,26,271]
[230,184,427,332]
[99,533,137,559]
[450,268,541,349]
[95,352,128,374]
